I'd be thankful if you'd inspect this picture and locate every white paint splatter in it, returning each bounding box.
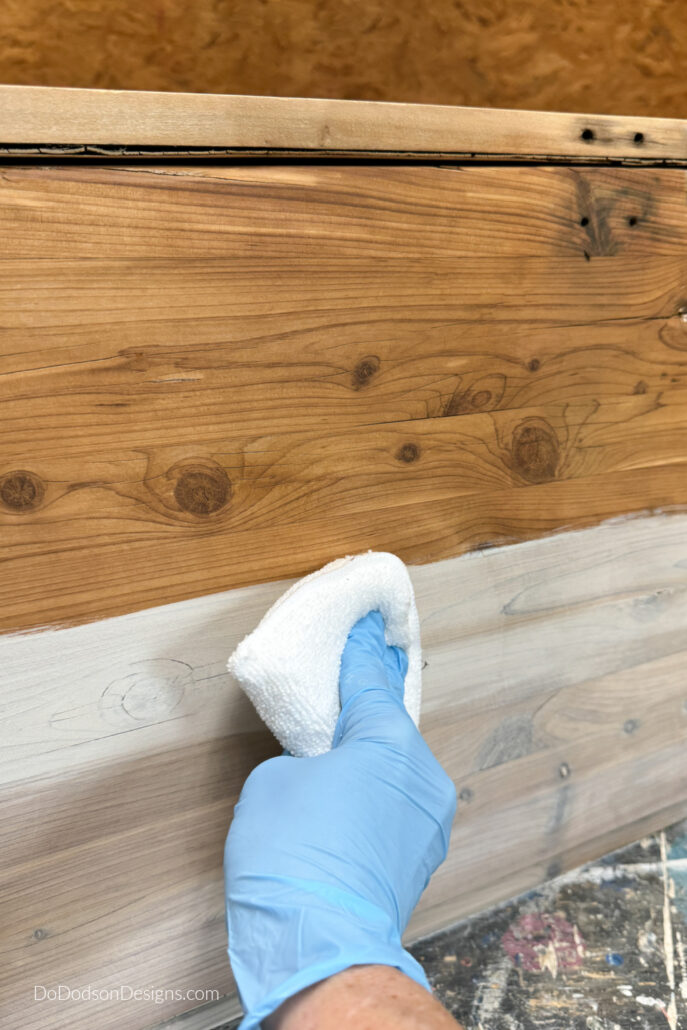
[538,938,559,979]
[660,831,678,1030]
[677,929,687,1002]
[548,859,687,890]
[636,995,667,1010]
[473,954,512,1027]
[638,929,660,956]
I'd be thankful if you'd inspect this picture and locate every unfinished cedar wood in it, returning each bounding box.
[1,85,687,160]
[1,163,686,633]
[2,515,687,1030]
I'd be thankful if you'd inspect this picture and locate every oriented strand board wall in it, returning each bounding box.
[0,0,685,118]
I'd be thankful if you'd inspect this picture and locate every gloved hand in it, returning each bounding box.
[224,610,457,1029]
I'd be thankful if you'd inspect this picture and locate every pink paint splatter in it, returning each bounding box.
[501,913,585,973]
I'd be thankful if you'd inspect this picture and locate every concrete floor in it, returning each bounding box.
[221,817,687,1029]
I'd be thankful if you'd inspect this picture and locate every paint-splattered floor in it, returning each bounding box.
[223,817,687,1029]
[415,818,687,1029]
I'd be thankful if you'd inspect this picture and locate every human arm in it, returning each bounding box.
[264,963,462,1030]
[224,610,460,1028]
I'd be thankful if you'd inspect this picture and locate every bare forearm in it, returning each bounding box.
[263,964,463,1030]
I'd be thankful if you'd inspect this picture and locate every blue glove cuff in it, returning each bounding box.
[235,948,430,1030]
[228,875,431,1029]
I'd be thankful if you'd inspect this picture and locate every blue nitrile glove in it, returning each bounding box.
[224,610,457,1030]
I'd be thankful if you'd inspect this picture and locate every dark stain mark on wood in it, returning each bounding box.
[118,347,150,373]
[396,442,420,463]
[511,422,560,484]
[476,715,537,771]
[0,470,45,512]
[633,380,648,394]
[547,783,572,833]
[458,787,474,803]
[573,170,655,256]
[174,465,231,516]
[528,358,540,372]
[444,373,507,417]
[352,355,380,389]
[546,858,563,879]
[624,718,640,734]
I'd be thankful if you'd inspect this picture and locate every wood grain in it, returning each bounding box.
[2,513,687,1030]
[1,85,687,160]
[1,163,687,632]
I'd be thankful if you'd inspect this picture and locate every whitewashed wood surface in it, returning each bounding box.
[2,512,687,1030]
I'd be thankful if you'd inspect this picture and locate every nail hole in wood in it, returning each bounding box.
[634,131,644,144]
[580,216,589,227]
[628,216,638,227]
[581,128,594,141]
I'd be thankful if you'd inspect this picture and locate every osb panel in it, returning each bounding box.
[0,0,685,119]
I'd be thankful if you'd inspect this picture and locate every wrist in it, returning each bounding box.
[263,965,461,1030]
[228,876,430,1029]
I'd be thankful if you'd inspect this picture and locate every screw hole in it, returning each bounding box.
[581,128,594,141]
[580,216,589,227]
[628,216,638,227]
[634,131,644,144]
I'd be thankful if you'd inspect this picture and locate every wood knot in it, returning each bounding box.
[444,373,506,417]
[352,355,380,389]
[0,470,45,512]
[396,442,420,463]
[659,314,687,351]
[528,358,540,372]
[471,390,492,408]
[174,465,231,516]
[633,380,648,395]
[512,422,559,483]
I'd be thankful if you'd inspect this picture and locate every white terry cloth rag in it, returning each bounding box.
[227,551,422,758]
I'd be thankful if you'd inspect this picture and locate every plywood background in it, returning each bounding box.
[0,0,685,119]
